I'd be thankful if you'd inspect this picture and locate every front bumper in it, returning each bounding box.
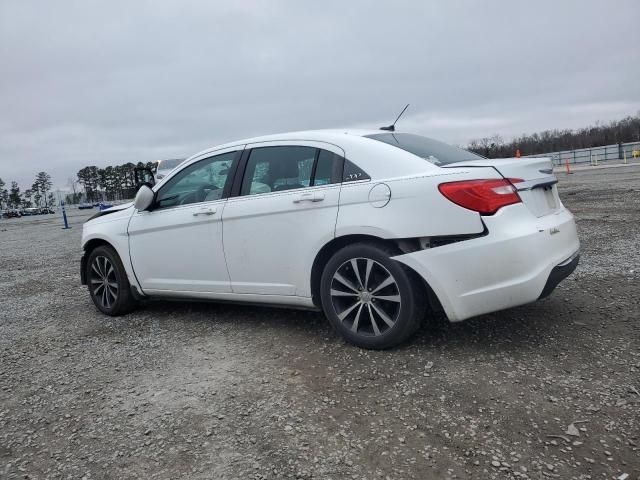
[393,205,580,321]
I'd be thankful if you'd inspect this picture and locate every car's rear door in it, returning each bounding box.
[127,148,242,294]
[222,141,344,297]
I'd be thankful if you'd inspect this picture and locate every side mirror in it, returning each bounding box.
[134,185,155,211]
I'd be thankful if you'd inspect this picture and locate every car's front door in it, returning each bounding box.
[128,148,241,294]
[222,141,344,297]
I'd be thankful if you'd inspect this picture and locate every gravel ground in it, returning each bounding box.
[1,165,639,480]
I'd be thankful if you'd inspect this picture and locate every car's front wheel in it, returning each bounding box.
[320,243,425,349]
[86,245,137,316]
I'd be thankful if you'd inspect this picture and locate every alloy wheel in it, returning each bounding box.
[90,255,119,309]
[330,257,401,336]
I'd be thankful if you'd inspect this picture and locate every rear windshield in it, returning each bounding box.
[365,133,484,166]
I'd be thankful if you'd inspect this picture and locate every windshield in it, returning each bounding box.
[156,158,185,171]
[365,133,484,166]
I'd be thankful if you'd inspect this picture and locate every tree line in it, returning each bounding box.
[467,113,640,158]
[0,172,54,211]
[73,161,157,203]
[0,161,158,210]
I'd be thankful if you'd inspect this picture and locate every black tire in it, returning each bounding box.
[320,242,426,349]
[86,245,137,316]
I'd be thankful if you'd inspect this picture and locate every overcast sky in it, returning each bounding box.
[1,0,639,190]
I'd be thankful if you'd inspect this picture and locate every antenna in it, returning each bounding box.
[380,104,410,132]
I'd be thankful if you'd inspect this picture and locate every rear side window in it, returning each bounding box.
[365,133,483,166]
[343,159,370,182]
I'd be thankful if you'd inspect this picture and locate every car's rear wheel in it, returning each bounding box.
[320,243,425,349]
[86,245,137,316]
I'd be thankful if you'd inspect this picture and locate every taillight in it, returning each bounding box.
[438,179,523,215]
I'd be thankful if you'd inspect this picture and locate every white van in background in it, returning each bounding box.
[154,158,186,182]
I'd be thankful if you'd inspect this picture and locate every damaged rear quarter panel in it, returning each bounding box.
[335,168,500,239]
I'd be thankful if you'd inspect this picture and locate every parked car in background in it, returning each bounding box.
[3,210,21,218]
[81,129,580,349]
[39,207,55,214]
[97,202,113,210]
[154,158,186,182]
[78,203,94,210]
[21,207,40,216]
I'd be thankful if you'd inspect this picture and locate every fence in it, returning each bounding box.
[523,141,640,166]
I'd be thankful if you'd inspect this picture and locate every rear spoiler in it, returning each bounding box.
[513,178,558,191]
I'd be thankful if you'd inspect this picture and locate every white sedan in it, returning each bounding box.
[81,130,580,349]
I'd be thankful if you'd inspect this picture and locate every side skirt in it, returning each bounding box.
[138,289,321,312]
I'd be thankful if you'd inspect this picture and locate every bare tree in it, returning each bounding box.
[468,113,640,157]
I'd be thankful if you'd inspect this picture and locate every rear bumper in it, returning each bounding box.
[393,205,580,321]
[539,251,579,299]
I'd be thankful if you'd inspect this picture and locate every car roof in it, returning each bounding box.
[189,129,389,159]
[229,129,384,144]
[174,129,444,182]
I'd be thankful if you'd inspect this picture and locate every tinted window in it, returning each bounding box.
[343,159,370,182]
[241,146,316,196]
[313,149,335,186]
[156,152,236,208]
[365,133,483,165]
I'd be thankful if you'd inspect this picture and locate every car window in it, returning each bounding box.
[365,133,484,165]
[241,146,317,196]
[313,149,335,186]
[155,151,236,209]
[343,159,370,182]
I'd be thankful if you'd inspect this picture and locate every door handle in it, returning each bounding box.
[293,192,325,204]
[193,207,216,216]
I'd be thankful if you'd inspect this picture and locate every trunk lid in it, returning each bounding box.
[444,157,561,217]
